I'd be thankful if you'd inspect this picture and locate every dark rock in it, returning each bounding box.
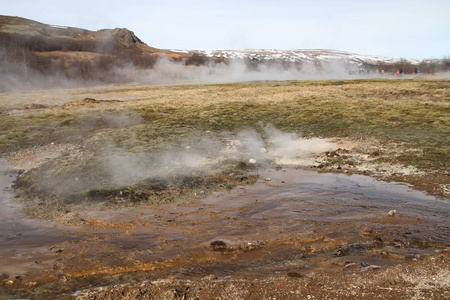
[287,271,302,278]
[374,236,383,244]
[210,240,227,251]
[335,246,349,257]
[50,246,64,254]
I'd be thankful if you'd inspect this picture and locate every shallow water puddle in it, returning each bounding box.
[0,163,449,291]
[0,159,77,276]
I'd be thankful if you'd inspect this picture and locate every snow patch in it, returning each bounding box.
[170,49,438,67]
[49,25,69,29]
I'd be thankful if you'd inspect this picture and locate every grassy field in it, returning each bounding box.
[1,78,449,218]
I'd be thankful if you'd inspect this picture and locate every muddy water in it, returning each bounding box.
[1,164,449,297]
[0,159,76,276]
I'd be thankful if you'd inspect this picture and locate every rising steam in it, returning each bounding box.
[98,124,336,187]
[0,52,389,91]
[125,56,357,85]
[35,124,337,198]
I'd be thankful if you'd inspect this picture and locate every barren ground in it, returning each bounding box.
[0,79,449,299]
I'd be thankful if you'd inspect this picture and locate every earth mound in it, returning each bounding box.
[61,98,121,109]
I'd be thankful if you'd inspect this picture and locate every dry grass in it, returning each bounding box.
[1,78,446,110]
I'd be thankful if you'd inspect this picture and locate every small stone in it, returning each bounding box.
[374,235,383,243]
[249,158,257,164]
[388,210,397,216]
[361,265,382,272]
[335,246,350,257]
[26,281,38,287]
[50,247,64,254]
[4,279,15,285]
[287,271,302,278]
[264,178,271,181]
[210,241,227,251]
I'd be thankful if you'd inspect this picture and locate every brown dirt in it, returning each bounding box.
[1,157,449,299]
[74,251,450,300]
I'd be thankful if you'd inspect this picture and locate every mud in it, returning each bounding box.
[0,161,449,299]
[0,159,78,278]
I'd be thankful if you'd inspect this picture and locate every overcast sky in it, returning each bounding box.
[2,0,449,59]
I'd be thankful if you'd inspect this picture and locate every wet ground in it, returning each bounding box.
[0,162,449,299]
[0,160,75,278]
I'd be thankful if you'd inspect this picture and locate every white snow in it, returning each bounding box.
[49,25,69,29]
[169,49,438,67]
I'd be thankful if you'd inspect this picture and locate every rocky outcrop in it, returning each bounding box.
[112,28,145,47]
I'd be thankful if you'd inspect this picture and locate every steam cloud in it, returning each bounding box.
[2,48,449,91]
[0,51,406,91]
[98,124,336,187]
[122,57,362,85]
[131,57,450,85]
[36,124,337,198]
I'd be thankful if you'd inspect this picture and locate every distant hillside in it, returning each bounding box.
[0,15,206,89]
[174,49,449,75]
[1,16,448,90]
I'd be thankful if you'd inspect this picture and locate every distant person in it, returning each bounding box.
[414,68,420,74]
[396,70,400,76]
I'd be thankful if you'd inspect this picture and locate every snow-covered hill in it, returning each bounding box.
[171,49,436,67]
